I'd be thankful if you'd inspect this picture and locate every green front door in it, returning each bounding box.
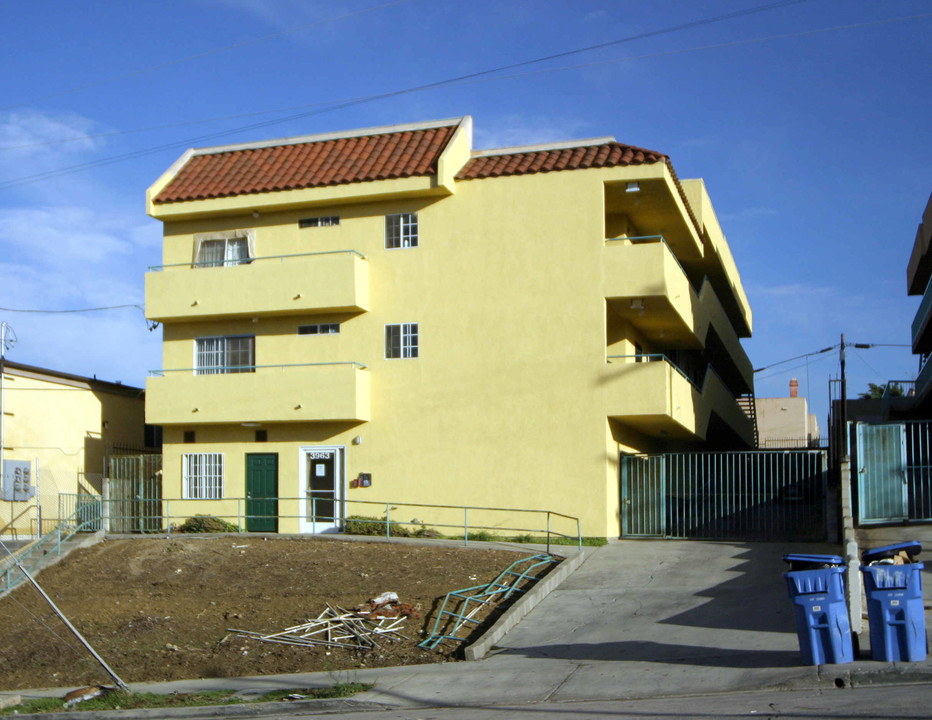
[246,454,278,532]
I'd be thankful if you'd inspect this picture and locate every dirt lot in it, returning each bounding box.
[0,536,557,691]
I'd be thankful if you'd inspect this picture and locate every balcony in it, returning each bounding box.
[603,355,753,446]
[146,362,369,425]
[603,238,753,392]
[146,250,369,323]
[912,274,932,353]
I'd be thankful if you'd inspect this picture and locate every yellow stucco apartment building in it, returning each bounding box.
[144,116,754,539]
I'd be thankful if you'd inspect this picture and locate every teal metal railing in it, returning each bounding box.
[56,494,582,552]
[420,553,555,650]
[606,353,699,388]
[148,248,366,272]
[148,360,367,377]
[2,499,103,595]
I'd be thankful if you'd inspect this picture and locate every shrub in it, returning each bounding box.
[176,515,239,533]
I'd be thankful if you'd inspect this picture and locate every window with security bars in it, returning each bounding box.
[385,212,418,248]
[183,453,223,499]
[195,336,255,375]
[196,237,250,267]
[385,323,418,358]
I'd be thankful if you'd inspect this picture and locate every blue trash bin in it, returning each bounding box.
[861,542,927,662]
[784,553,854,665]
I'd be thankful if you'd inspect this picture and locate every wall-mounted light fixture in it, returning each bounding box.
[626,182,640,193]
[630,298,645,310]
[352,436,362,445]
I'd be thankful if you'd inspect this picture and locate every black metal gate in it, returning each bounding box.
[621,450,828,541]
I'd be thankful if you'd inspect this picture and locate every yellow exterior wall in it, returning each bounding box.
[0,366,145,537]
[147,143,754,539]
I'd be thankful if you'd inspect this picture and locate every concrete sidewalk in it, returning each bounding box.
[4,539,930,717]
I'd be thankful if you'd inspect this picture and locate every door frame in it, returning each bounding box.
[298,445,345,533]
[245,453,279,533]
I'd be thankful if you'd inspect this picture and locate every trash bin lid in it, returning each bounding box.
[783,553,844,566]
[861,541,921,563]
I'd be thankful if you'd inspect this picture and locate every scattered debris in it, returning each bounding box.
[356,591,422,620]
[63,685,113,709]
[231,602,412,651]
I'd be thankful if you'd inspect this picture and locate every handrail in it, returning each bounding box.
[0,503,37,540]
[148,248,366,272]
[148,360,367,377]
[57,493,584,553]
[2,501,103,595]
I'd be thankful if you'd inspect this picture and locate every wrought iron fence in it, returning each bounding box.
[621,450,828,541]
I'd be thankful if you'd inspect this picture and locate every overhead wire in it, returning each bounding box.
[0,0,814,189]
[0,0,417,114]
[11,8,932,155]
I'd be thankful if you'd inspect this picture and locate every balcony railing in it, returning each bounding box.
[146,361,370,424]
[606,353,697,387]
[146,249,369,321]
[148,248,366,272]
[913,274,932,352]
[148,361,367,377]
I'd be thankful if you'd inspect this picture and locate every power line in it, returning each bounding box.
[0,0,811,190]
[12,6,926,156]
[0,0,416,114]
[755,345,838,373]
[0,304,142,314]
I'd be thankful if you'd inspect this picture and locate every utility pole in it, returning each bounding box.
[840,332,847,460]
[0,322,15,510]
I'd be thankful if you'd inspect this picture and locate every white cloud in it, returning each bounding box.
[0,203,159,386]
[0,110,102,170]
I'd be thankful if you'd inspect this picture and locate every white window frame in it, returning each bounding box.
[194,335,255,375]
[193,229,256,268]
[385,323,418,359]
[182,452,223,499]
[385,212,418,249]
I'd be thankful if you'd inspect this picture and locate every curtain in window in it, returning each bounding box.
[197,240,225,267]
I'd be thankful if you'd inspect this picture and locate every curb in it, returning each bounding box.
[2,696,389,720]
[464,548,590,661]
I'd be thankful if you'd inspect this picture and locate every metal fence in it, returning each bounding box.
[621,450,828,541]
[855,420,932,524]
[106,454,163,533]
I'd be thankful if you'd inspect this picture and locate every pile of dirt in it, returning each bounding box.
[0,536,556,691]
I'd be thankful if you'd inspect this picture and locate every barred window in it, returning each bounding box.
[195,336,255,375]
[385,212,418,249]
[385,323,418,359]
[183,453,223,499]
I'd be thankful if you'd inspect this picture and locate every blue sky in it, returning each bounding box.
[1,0,930,429]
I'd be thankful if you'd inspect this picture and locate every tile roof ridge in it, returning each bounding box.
[472,136,620,158]
[188,117,468,158]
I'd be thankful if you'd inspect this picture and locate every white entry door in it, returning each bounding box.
[300,447,343,533]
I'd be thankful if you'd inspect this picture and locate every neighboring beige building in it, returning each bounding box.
[0,360,146,537]
[756,378,820,449]
[144,116,755,539]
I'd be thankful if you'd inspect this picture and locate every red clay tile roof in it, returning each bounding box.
[154,123,458,204]
[456,142,667,180]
